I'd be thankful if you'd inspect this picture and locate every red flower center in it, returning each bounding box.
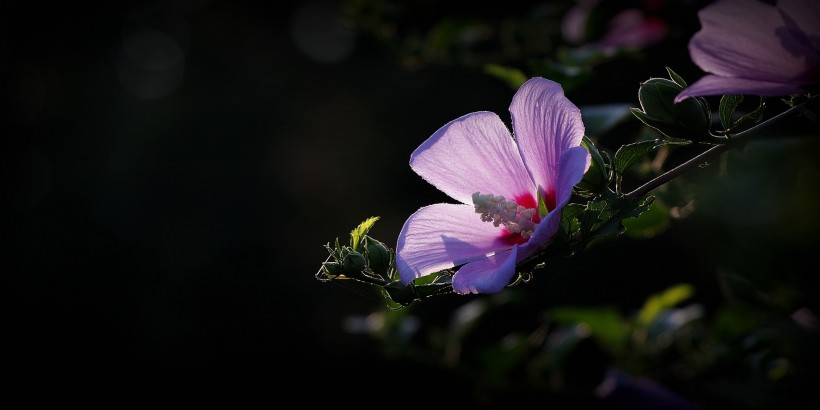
[497,190,556,246]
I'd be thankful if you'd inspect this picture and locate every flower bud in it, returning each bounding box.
[364,236,391,279]
[632,77,711,141]
[342,251,367,273]
[321,261,346,277]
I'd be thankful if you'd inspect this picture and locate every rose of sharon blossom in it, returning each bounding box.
[675,0,820,102]
[396,78,591,295]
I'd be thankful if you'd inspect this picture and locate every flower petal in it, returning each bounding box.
[452,246,518,294]
[556,145,592,208]
[597,9,667,51]
[688,0,814,84]
[510,77,585,197]
[410,111,535,205]
[675,75,805,102]
[520,210,562,259]
[519,146,591,256]
[396,203,510,284]
[778,0,820,51]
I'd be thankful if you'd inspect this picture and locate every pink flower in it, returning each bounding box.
[595,9,667,51]
[675,0,820,102]
[396,78,591,294]
[561,0,667,52]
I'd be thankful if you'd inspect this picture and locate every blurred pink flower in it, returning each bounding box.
[676,0,820,102]
[596,9,667,51]
[396,78,590,294]
[562,0,667,52]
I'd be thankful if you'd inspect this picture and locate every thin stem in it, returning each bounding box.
[623,95,817,200]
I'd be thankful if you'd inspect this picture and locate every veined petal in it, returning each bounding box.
[675,75,805,102]
[688,0,814,83]
[396,203,511,285]
[519,146,590,256]
[510,77,585,197]
[778,0,820,51]
[556,146,592,207]
[452,246,518,294]
[410,111,535,205]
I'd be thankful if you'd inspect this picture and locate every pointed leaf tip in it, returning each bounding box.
[350,216,380,251]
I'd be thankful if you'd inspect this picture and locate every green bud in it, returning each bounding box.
[342,251,367,273]
[364,236,391,279]
[321,261,346,277]
[577,136,609,194]
[633,77,711,141]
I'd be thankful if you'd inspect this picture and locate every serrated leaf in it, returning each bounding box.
[581,195,655,242]
[350,216,380,251]
[622,197,670,239]
[614,139,660,175]
[666,67,687,87]
[719,94,744,130]
[559,202,584,242]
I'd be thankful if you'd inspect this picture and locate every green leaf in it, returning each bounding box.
[732,97,767,129]
[350,216,380,251]
[636,283,694,327]
[560,203,584,240]
[383,276,453,306]
[483,64,527,90]
[580,195,655,242]
[622,197,670,239]
[719,94,744,130]
[666,67,687,87]
[630,107,658,128]
[581,136,609,181]
[634,77,710,141]
[551,306,629,348]
[614,139,660,175]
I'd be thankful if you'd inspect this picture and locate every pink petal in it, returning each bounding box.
[688,0,814,83]
[520,210,562,259]
[396,203,511,285]
[674,75,805,102]
[510,77,585,198]
[556,146,592,207]
[410,111,535,205]
[452,246,519,294]
[520,146,591,256]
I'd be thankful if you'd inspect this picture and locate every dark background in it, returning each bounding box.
[1,0,533,396]
[4,0,818,405]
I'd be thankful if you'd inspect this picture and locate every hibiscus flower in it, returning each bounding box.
[396,78,591,294]
[675,0,820,102]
